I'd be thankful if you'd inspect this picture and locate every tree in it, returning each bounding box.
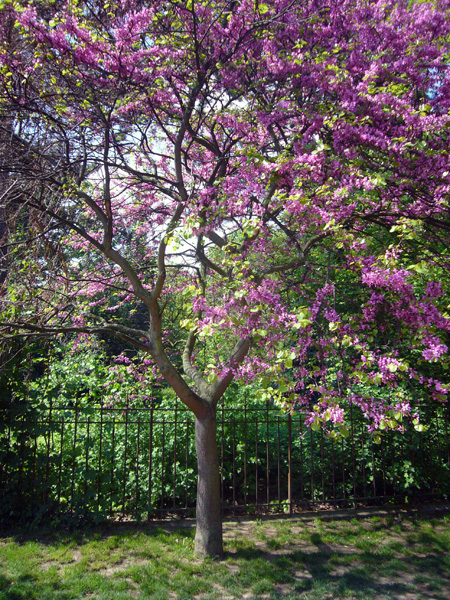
[1,0,449,556]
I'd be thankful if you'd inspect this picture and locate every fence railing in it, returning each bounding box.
[0,397,449,524]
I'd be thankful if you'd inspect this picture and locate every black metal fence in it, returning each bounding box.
[0,397,449,525]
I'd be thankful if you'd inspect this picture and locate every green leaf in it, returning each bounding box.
[311,417,321,431]
[340,425,350,438]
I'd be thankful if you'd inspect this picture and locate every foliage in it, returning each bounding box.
[1,339,449,526]
[0,0,449,428]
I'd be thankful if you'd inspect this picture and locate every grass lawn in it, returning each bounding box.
[1,508,449,599]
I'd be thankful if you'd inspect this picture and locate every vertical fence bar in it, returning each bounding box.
[98,405,103,511]
[185,417,190,509]
[320,429,325,503]
[371,439,377,498]
[436,411,443,497]
[44,396,53,502]
[161,418,166,509]
[0,432,3,492]
[0,426,8,494]
[173,402,178,508]
[423,400,433,494]
[5,425,11,481]
[361,421,367,500]
[232,416,236,507]
[288,413,292,514]
[341,435,346,503]
[310,427,314,502]
[445,406,450,482]
[84,417,91,505]
[31,432,37,512]
[403,426,409,503]
[277,417,281,507]
[266,403,270,506]
[110,417,116,515]
[255,415,259,506]
[418,399,424,492]
[350,404,356,506]
[220,403,224,509]
[136,416,141,515]
[147,405,154,521]
[381,435,387,497]
[5,426,11,489]
[244,397,247,506]
[299,414,304,501]
[390,430,397,498]
[409,419,415,502]
[71,402,79,510]
[57,417,64,505]
[122,404,129,516]
[17,435,24,509]
[331,438,336,501]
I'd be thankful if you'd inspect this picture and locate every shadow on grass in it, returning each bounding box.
[1,517,450,600]
[225,539,450,600]
[0,520,196,548]
[293,552,398,599]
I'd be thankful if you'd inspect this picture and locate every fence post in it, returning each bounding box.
[288,412,292,515]
[147,404,154,521]
[70,401,79,510]
[266,402,270,507]
[122,401,129,516]
[173,401,178,508]
[44,395,53,503]
[244,396,247,506]
[136,415,141,516]
[97,404,103,511]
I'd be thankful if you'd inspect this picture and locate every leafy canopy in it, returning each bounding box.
[0,0,449,434]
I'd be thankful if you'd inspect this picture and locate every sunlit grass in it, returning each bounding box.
[0,510,449,599]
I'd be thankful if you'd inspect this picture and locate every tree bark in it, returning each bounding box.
[194,405,223,557]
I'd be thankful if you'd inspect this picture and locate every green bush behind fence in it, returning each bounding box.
[1,392,449,527]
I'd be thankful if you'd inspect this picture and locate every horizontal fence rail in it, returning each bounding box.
[0,397,449,525]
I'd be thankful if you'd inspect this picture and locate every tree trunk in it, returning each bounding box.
[194,405,223,557]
